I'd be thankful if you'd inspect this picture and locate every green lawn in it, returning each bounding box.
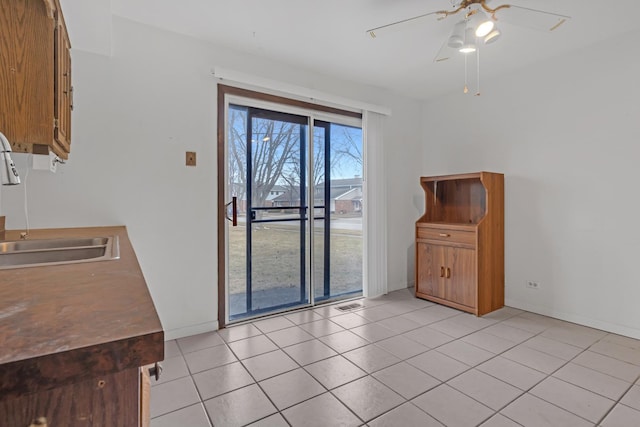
[228,223,362,296]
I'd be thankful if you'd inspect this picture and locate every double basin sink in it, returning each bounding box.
[0,236,120,269]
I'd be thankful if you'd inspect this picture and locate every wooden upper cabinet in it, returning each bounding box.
[0,0,72,159]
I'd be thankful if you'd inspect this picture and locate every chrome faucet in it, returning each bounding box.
[1,132,20,185]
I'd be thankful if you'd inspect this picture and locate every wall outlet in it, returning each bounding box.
[50,152,59,173]
[526,281,540,290]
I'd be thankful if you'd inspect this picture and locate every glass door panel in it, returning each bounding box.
[313,121,363,302]
[228,105,309,320]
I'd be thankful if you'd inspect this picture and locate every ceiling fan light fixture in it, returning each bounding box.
[475,19,494,37]
[467,8,495,38]
[459,27,477,54]
[483,27,501,44]
[459,45,476,53]
[447,20,466,48]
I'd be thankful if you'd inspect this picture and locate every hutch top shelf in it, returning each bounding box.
[417,171,502,226]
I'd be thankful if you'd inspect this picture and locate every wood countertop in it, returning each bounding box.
[0,226,164,399]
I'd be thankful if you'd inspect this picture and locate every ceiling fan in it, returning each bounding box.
[366,0,571,94]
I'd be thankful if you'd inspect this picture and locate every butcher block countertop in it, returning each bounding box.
[0,226,164,399]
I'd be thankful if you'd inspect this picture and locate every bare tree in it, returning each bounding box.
[331,126,363,176]
[228,111,363,215]
[228,108,247,206]
[228,107,300,210]
[252,119,299,208]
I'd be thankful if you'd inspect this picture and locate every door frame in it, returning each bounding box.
[217,84,362,328]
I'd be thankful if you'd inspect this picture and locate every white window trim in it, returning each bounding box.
[213,66,392,116]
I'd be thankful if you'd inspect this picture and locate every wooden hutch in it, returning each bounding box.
[415,172,504,316]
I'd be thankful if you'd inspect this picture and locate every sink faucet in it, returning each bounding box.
[1,131,21,185]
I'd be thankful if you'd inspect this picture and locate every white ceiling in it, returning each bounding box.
[64,0,640,99]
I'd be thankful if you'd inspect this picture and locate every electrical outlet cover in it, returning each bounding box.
[49,152,58,173]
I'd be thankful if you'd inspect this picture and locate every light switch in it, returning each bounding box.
[186,151,196,166]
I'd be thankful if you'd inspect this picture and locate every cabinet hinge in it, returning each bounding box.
[54,118,59,129]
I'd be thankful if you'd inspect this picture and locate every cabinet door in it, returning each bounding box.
[54,15,71,154]
[0,368,140,427]
[416,243,445,299]
[444,247,476,308]
[0,0,55,148]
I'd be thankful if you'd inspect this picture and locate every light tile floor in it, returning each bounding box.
[151,289,640,426]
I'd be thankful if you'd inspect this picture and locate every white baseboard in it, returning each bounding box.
[506,298,640,340]
[164,320,219,341]
[387,281,413,293]
[161,294,640,342]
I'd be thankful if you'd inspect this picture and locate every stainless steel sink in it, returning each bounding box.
[0,236,120,269]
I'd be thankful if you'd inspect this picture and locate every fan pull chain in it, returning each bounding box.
[464,52,469,94]
[475,45,481,96]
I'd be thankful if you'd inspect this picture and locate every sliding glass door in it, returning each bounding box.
[225,100,363,322]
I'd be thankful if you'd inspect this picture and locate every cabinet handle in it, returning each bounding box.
[148,362,163,381]
[439,233,450,237]
[440,266,445,277]
[445,268,451,278]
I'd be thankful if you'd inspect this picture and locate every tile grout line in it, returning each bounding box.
[154,296,640,426]
[317,305,516,424]
[364,308,599,424]
[594,373,640,427]
[225,313,406,426]
[156,306,522,422]
[153,301,471,422]
[485,333,626,425]
[241,297,435,425]
[230,326,300,425]
[168,302,519,425]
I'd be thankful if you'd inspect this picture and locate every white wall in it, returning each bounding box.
[0,17,423,339]
[421,29,640,338]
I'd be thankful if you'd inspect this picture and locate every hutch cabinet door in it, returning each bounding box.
[416,243,446,299]
[444,247,476,308]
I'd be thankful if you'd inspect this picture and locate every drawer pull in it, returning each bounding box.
[446,268,451,278]
[439,233,450,237]
[440,266,445,277]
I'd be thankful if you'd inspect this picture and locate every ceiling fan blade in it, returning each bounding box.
[494,5,571,32]
[366,11,441,38]
[433,39,457,63]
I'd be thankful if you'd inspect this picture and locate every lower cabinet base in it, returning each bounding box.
[0,368,141,427]
[416,291,478,315]
[415,291,503,316]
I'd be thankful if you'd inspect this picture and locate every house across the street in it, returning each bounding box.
[271,177,362,214]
